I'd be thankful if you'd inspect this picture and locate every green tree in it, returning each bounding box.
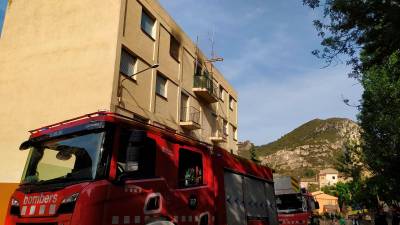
[358,51,400,202]
[322,180,378,210]
[303,0,400,205]
[334,141,380,209]
[321,182,351,207]
[250,146,261,163]
[334,140,364,181]
[303,0,400,76]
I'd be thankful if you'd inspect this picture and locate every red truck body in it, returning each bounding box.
[5,112,278,225]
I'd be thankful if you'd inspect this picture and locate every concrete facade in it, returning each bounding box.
[0,0,238,220]
[318,168,339,188]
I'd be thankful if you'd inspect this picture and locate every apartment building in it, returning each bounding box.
[318,168,339,187]
[0,0,238,221]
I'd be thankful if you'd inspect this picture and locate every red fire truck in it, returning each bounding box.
[5,111,278,225]
[274,176,319,225]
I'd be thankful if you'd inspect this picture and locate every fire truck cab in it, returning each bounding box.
[5,112,278,225]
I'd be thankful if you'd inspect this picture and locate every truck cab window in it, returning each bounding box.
[117,129,156,179]
[178,149,203,187]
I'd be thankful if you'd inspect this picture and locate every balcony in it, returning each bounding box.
[180,106,201,130]
[193,74,219,103]
[210,130,227,143]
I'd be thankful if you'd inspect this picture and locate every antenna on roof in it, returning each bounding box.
[205,29,224,73]
[207,30,224,63]
[194,35,200,73]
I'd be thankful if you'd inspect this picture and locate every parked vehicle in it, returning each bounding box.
[274,176,319,225]
[5,111,278,225]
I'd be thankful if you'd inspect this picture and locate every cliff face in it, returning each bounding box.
[255,118,361,177]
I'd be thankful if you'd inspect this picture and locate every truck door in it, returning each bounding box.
[170,147,213,225]
[104,128,169,225]
[224,172,246,225]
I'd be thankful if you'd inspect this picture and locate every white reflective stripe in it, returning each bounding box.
[124,216,130,224]
[29,205,36,215]
[182,216,186,222]
[49,204,56,215]
[39,205,46,215]
[195,216,199,222]
[173,216,179,222]
[188,216,193,222]
[135,216,141,224]
[112,216,119,225]
[21,206,27,216]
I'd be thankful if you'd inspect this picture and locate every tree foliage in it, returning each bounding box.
[322,180,378,210]
[250,146,261,164]
[304,0,400,206]
[358,51,400,202]
[322,182,351,208]
[303,0,400,76]
[334,140,364,180]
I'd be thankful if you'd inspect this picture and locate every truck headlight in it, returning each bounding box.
[57,193,79,214]
[10,198,20,215]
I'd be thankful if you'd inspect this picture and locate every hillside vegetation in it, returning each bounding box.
[253,118,360,178]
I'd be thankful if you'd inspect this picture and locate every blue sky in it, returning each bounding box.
[158,0,363,145]
[0,0,6,34]
[0,0,362,145]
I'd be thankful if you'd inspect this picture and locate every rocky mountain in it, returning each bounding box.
[252,118,361,178]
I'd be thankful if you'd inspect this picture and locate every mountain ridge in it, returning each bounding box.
[241,117,361,178]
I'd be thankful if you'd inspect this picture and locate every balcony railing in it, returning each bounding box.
[180,106,201,130]
[193,74,219,103]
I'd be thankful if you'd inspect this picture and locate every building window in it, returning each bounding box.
[229,96,234,110]
[178,149,203,187]
[180,92,189,121]
[220,86,225,101]
[223,119,228,135]
[120,49,137,77]
[332,176,336,180]
[232,125,237,140]
[170,35,180,61]
[156,74,167,98]
[141,9,155,38]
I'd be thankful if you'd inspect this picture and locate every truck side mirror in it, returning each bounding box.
[125,130,147,172]
[20,140,33,150]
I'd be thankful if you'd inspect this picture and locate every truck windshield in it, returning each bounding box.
[276,194,304,212]
[21,131,106,186]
